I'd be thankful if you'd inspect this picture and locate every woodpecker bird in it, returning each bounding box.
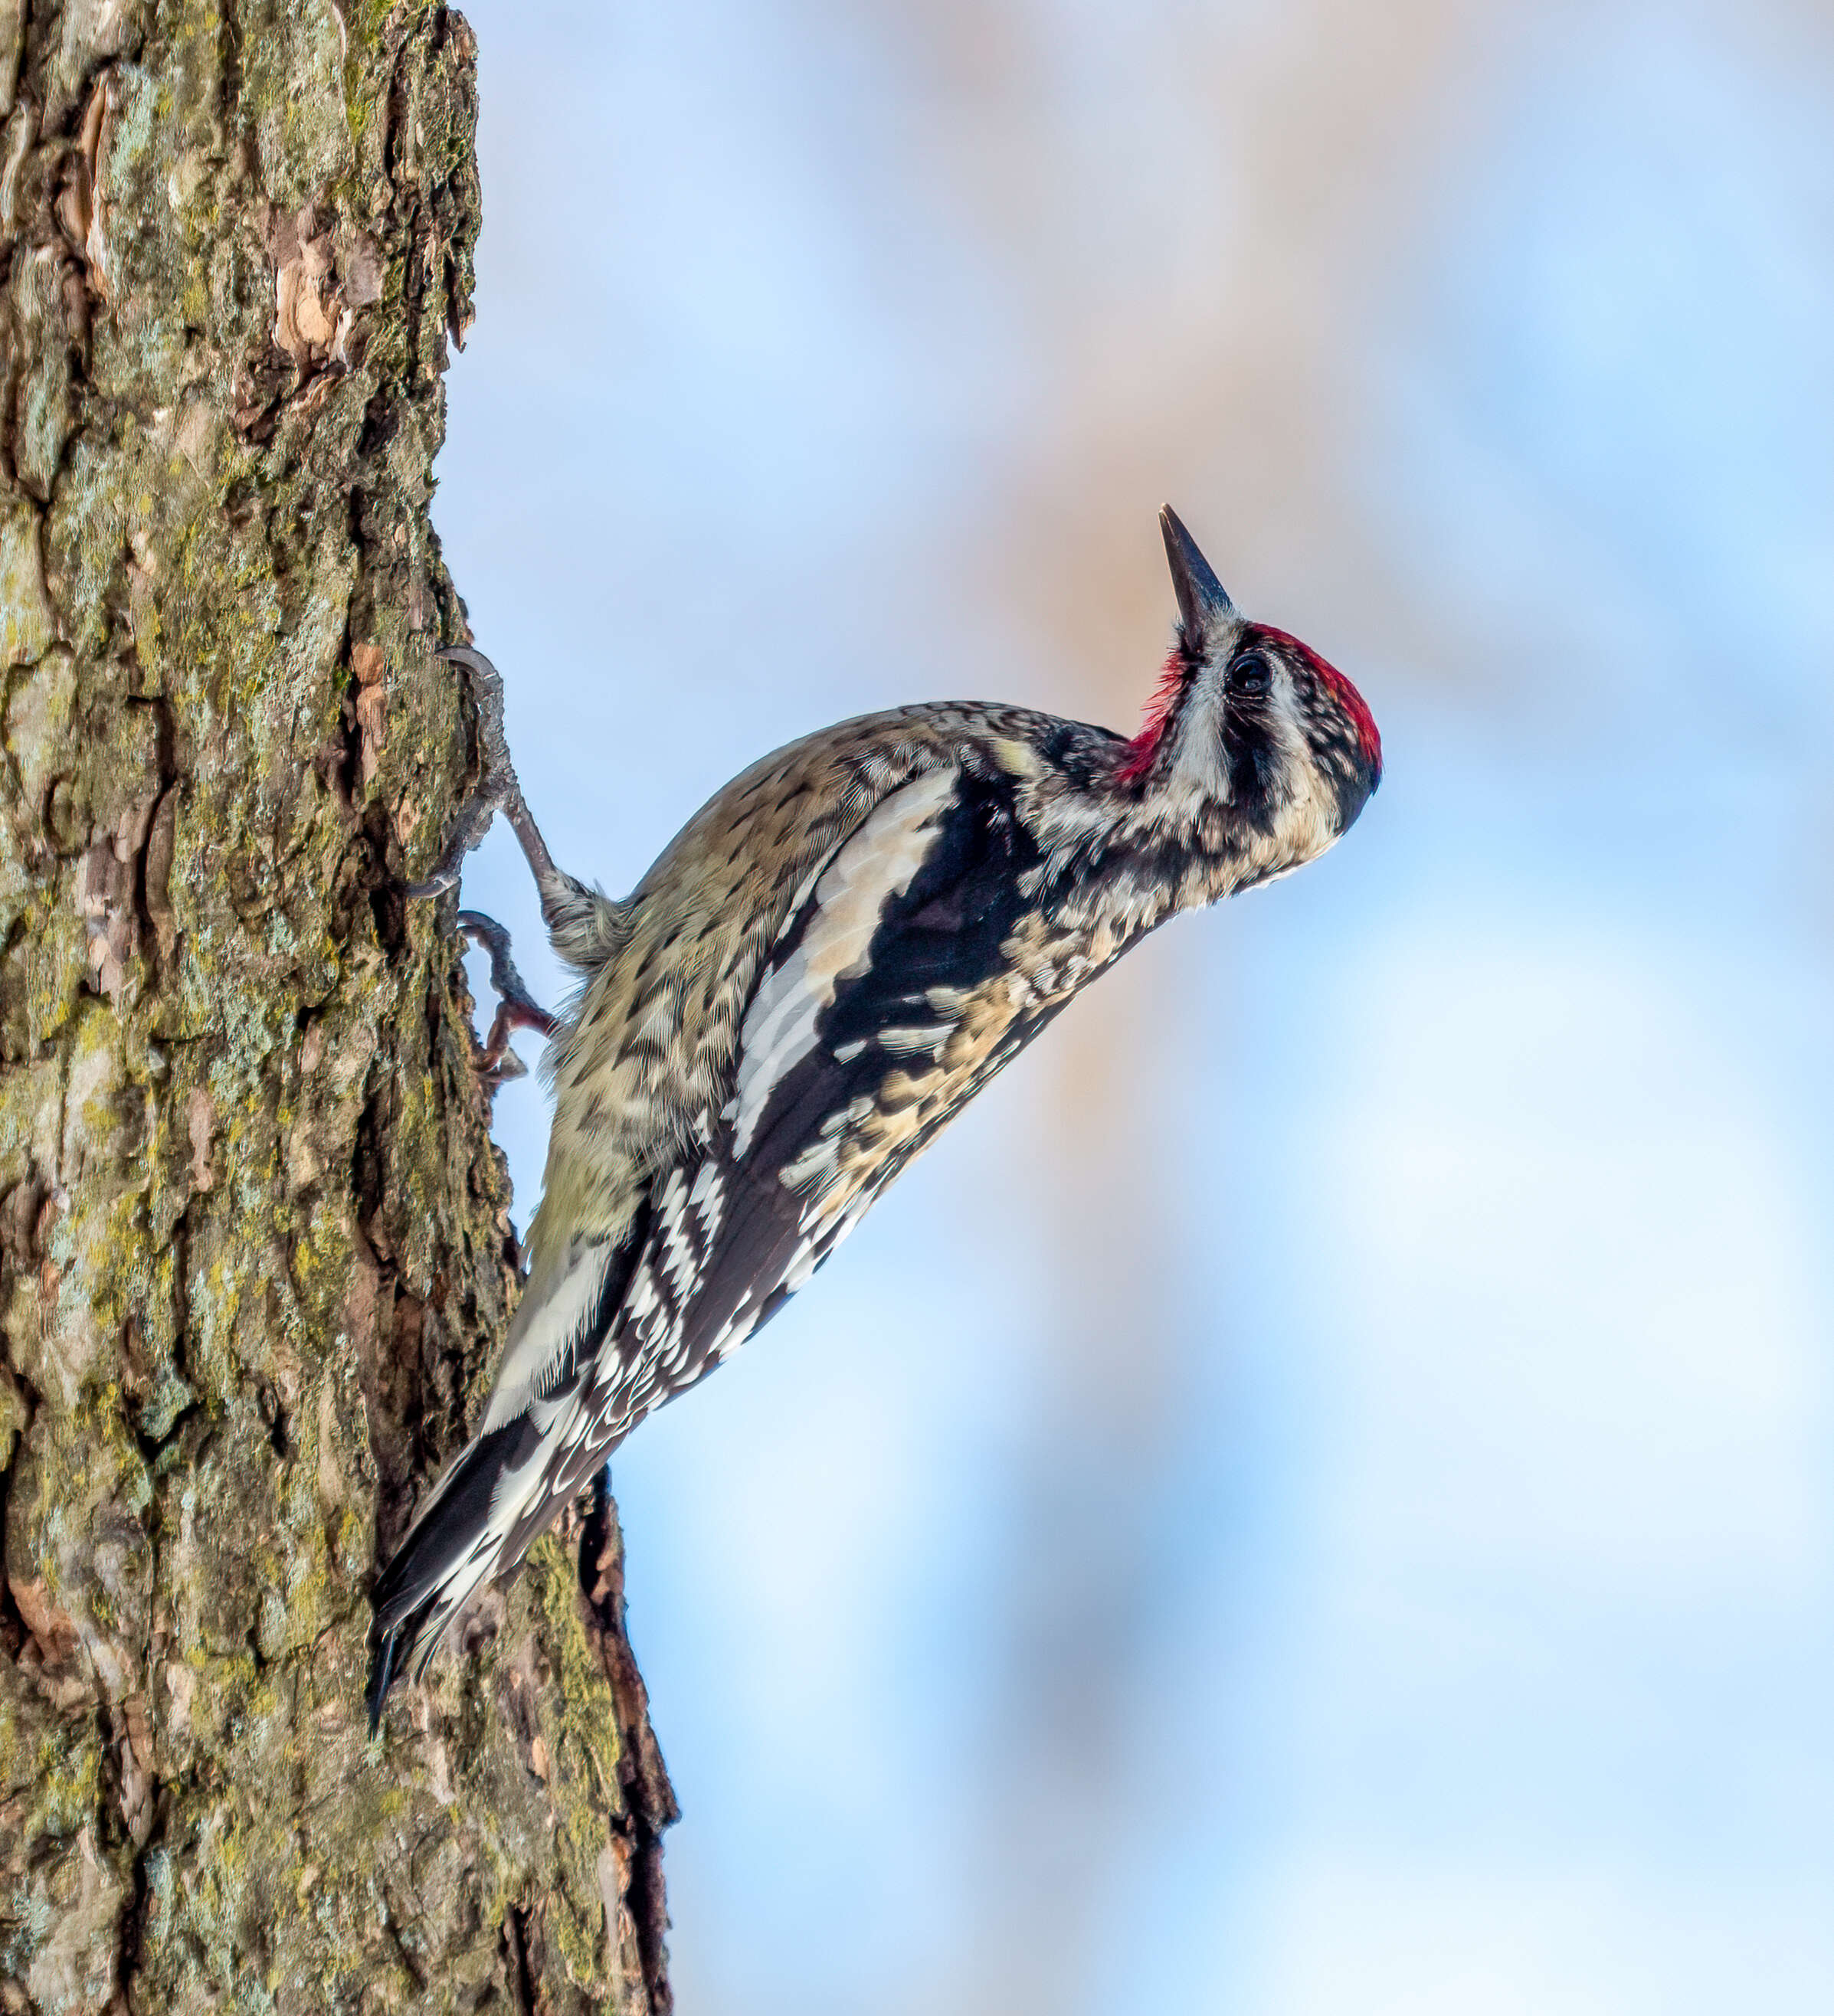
[366,507,1381,1723]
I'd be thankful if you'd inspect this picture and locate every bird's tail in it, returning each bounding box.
[364,1412,545,1731]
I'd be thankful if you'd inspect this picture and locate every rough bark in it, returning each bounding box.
[0,5,673,2010]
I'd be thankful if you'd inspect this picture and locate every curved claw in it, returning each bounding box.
[405,646,516,898]
[483,1048,529,1085]
[458,908,558,1082]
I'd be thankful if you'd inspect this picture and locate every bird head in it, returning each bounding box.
[1118,507,1382,871]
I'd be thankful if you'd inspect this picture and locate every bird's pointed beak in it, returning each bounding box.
[1160,506,1236,643]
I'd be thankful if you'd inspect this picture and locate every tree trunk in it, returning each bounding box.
[0,5,673,2010]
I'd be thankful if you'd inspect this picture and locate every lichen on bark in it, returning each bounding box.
[0,5,673,2010]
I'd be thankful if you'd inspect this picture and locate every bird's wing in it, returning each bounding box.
[516,752,1080,1512]
[370,728,985,1703]
[371,749,1070,1701]
[477,758,1030,1539]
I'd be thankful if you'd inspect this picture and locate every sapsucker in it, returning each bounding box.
[366,508,1382,1721]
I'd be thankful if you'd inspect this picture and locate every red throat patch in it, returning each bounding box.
[1116,646,1190,787]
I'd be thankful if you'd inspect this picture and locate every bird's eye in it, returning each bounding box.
[1227,652,1271,697]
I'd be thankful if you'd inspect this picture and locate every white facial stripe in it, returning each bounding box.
[1263,656,1341,858]
[731,766,956,1154]
[1167,676,1230,807]
[1268,657,1309,764]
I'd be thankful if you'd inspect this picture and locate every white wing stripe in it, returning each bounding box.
[730,767,956,1155]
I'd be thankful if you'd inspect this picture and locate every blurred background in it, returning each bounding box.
[437,2,1834,2010]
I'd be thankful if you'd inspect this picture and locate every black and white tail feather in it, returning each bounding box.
[364,1215,640,1725]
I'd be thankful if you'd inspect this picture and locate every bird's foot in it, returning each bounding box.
[409,644,578,923]
[459,909,560,1084]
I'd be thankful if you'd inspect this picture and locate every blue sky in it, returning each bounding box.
[435,4,1834,2008]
